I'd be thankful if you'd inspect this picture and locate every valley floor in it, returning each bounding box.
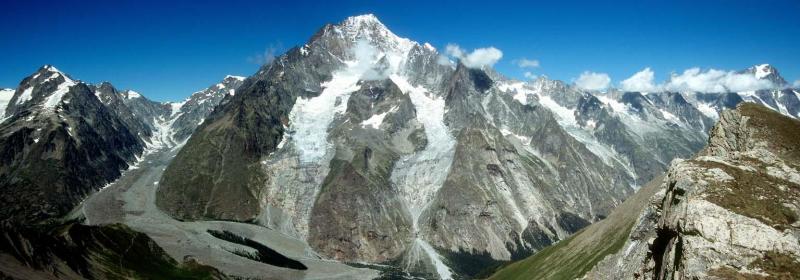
[75,146,377,280]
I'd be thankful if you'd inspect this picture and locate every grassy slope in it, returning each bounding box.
[488,175,664,280]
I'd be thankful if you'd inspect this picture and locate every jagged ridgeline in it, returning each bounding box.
[0,65,244,278]
[154,14,800,279]
[1,13,799,280]
[489,103,800,279]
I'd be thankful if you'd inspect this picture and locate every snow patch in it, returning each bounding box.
[127,90,141,99]
[540,94,637,178]
[695,102,719,119]
[0,89,15,117]
[659,108,681,124]
[754,64,772,79]
[43,74,76,109]
[286,41,388,162]
[361,112,387,129]
[17,87,34,105]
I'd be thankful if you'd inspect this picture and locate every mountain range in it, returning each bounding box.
[0,14,798,280]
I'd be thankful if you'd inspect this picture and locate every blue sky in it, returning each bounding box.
[1,0,798,101]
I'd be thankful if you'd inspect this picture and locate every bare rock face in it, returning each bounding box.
[154,15,800,279]
[584,103,800,279]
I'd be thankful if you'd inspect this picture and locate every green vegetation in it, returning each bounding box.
[709,251,800,280]
[696,159,799,231]
[0,222,227,279]
[488,222,633,280]
[738,103,800,163]
[487,175,664,280]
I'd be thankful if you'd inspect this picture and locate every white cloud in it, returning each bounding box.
[514,58,540,68]
[445,43,503,69]
[445,44,464,58]
[524,72,537,80]
[794,80,800,88]
[436,55,453,66]
[663,68,775,92]
[574,71,611,91]
[248,44,282,65]
[620,68,659,92]
[351,39,389,81]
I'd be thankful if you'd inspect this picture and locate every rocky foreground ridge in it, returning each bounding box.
[490,103,800,279]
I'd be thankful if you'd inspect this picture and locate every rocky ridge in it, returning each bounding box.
[583,103,800,279]
[151,14,800,279]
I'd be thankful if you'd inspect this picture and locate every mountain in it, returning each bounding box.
[169,75,245,142]
[152,14,800,279]
[92,82,168,144]
[2,13,799,280]
[0,66,144,225]
[490,103,800,279]
[0,67,248,278]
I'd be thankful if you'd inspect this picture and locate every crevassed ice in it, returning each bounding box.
[288,60,366,162]
[390,74,456,280]
[390,74,456,219]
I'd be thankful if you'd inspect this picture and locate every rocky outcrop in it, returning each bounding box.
[583,103,800,279]
[490,103,800,280]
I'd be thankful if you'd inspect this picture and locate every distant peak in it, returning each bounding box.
[754,64,776,78]
[342,14,382,26]
[744,63,786,86]
[224,75,246,81]
[339,13,392,34]
[39,64,64,74]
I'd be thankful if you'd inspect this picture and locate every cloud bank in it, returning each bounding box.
[445,44,503,69]
[574,71,611,91]
[617,67,778,93]
[620,68,658,92]
[663,68,775,92]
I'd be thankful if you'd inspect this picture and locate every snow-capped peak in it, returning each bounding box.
[755,64,775,79]
[126,90,142,99]
[341,14,383,29]
[43,65,64,74]
[337,14,416,56]
[423,42,436,52]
